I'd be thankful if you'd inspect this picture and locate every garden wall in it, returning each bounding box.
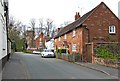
[94,57,119,69]
[56,53,81,62]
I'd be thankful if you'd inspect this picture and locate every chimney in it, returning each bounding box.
[57,28,61,33]
[75,12,80,20]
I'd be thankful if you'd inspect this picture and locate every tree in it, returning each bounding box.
[8,16,23,40]
[60,21,71,27]
[37,18,55,37]
[8,16,24,51]
[38,18,44,32]
[44,18,54,37]
[29,18,36,31]
[29,18,36,47]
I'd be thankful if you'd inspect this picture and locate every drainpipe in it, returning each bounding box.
[82,24,91,62]
[85,27,90,43]
[82,24,90,43]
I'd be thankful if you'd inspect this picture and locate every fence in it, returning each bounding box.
[56,53,81,62]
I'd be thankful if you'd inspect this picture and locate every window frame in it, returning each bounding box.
[72,44,76,52]
[109,25,116,34]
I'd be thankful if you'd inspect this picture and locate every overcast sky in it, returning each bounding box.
[9,0,120,28]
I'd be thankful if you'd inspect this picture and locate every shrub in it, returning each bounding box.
[56,49,66,54]
[96,46,118,60]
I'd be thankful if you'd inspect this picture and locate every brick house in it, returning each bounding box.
[54,2,120,62]
[35,32,45,49]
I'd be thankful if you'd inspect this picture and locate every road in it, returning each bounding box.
[3,53,117,79]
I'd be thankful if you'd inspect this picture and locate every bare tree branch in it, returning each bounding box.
[29,18,36,31]
[45,18,53,37]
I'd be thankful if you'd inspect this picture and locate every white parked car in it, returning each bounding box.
[41,49,55,58]
[32,51,41,54]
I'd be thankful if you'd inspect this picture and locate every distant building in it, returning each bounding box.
[45,38,54,50]
[26,30,34,49]
[35,32,45,49]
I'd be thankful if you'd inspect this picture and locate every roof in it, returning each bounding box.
[34,32,44,40]
[45,36,52,42]
[54,2,119,39]
[54,8,96,38]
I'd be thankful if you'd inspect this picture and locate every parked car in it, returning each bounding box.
[32,51,41,55]
[41,49,55,58]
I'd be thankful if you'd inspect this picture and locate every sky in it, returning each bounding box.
[9,0,120,28]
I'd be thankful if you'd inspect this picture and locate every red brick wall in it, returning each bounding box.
[83,3,119,43]
[54,28,83,54]
[35,33,45,48]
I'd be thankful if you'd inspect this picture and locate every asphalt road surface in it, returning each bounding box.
[10,53,118,79]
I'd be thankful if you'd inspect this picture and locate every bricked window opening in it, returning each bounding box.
[72,44,76,52]
[73,30,76,37]
[109,25,116,34]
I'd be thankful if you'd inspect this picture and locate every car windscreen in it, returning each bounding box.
[45,50,52,52]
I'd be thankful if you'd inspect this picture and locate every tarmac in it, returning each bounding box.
[1,53,119,79]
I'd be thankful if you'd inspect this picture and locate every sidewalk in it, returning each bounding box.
[2,54,29,79]
[75,62,119,79]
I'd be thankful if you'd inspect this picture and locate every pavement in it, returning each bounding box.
[74,62,119,79]
[2,53,119,79]
[2,53,29,79]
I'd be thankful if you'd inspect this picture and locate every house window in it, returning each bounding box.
[64,34,67,39]
[72,44,76,52]
[109,25,116,34]
[59,37,61,41]
[73,30,76,37]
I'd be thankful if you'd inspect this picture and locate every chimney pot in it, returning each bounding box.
[75,12,80,20]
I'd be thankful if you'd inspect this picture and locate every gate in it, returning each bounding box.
[85,42,94,63]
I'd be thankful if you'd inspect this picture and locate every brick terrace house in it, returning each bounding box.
[35,32,45,49]
[54,2,120,62]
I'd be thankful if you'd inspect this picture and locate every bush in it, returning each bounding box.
[56,49,66,54]
[96,46,118,60]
